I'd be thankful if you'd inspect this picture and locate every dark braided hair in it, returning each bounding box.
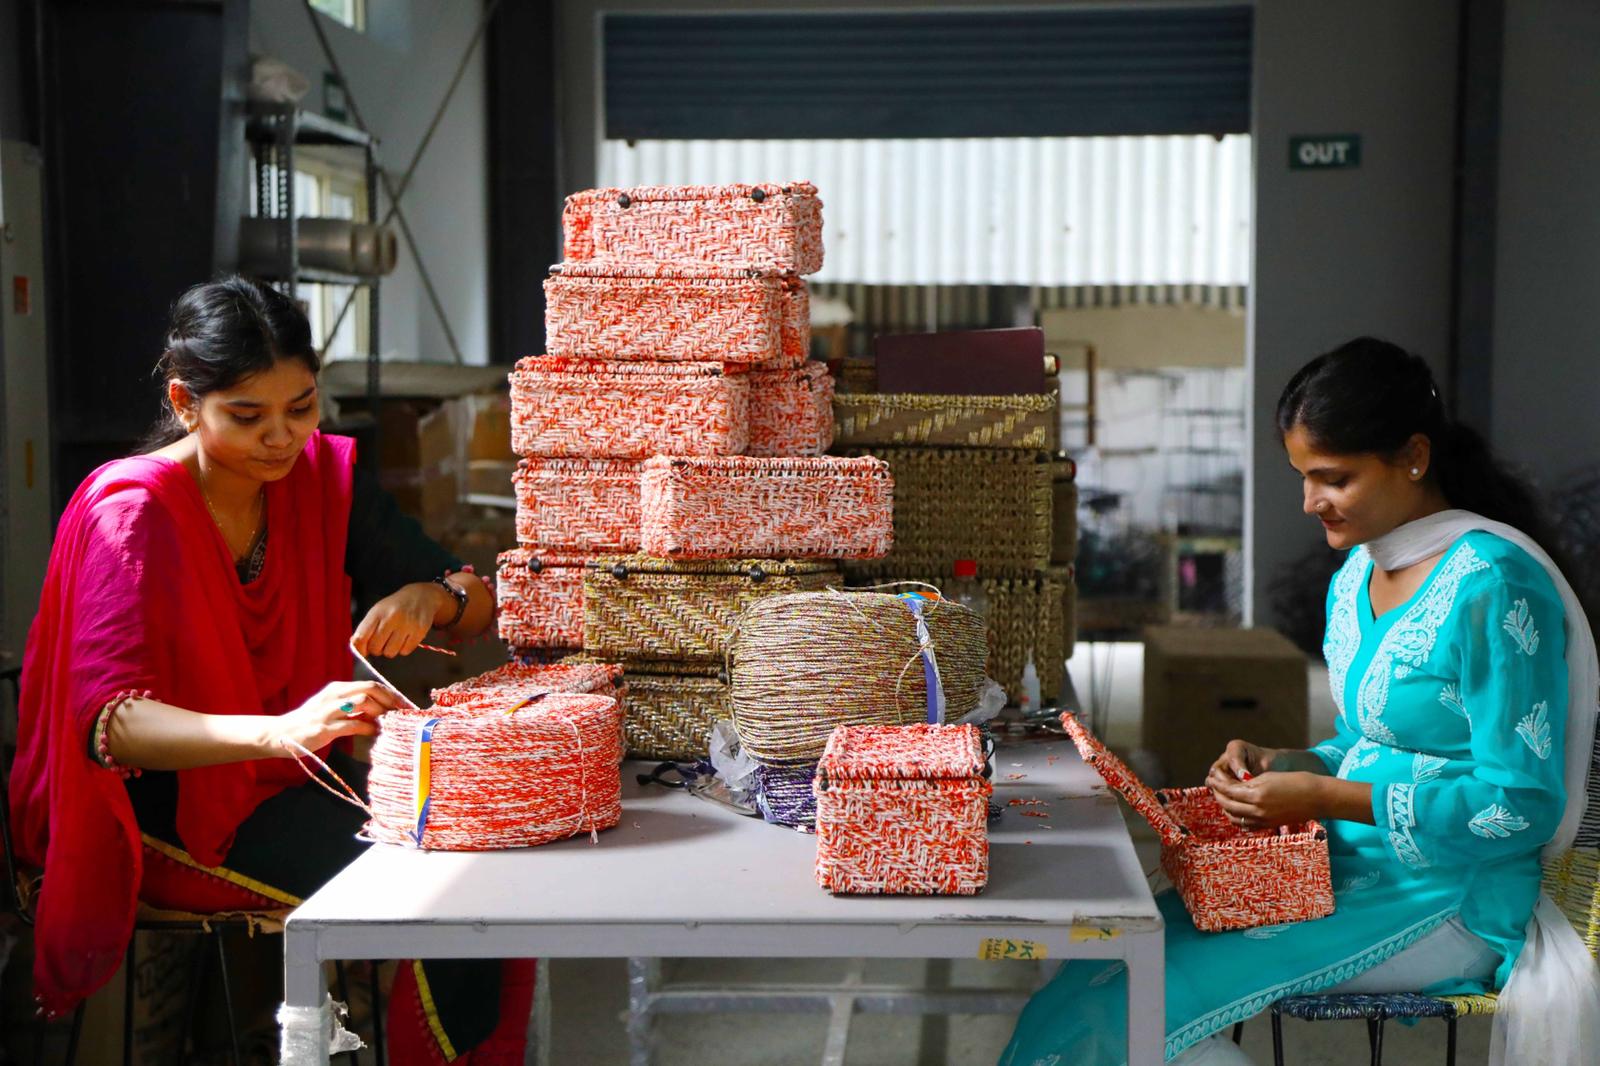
[141,276,319,451]
[1275,336,1564,569]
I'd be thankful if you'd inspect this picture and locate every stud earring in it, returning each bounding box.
[1410,468,1422,479]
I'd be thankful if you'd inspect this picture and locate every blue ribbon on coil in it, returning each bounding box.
[896,592,945,724]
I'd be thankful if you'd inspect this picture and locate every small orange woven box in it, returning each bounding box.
[545,262,808,368]
[510,357,749,459]
[640,455,893,560]
[514,458,643,553]
[430,660,624,710]
[562,181,823,275]
[497,548,588,650]
[747,362,835,457]
[1060,713,1335,932]
[813,724,992,895]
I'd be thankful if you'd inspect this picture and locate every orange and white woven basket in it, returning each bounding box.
[562,181,823,275]
[497,548,588,650]
[1060,713,1334,931]
[514,458,643,553]
[430,660,624,709]
[640,455,893,560]
[813,724,991,895]
[545,262,808,369]
[365,693,624,850]
[747,362,835,457]
[509,357,749,459]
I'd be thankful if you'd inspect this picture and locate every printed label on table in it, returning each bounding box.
[978,937,1048,961]
[1069,924,1123,942]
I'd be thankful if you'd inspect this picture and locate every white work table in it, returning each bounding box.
[283,730,1165,1064]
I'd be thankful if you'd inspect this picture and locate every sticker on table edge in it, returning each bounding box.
[977,937,1048,961]
[1069,923,1124,942]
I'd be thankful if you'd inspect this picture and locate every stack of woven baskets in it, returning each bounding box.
[498,181,895,762]
[832,380,1078,706]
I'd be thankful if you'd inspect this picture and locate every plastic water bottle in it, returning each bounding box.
[949,559,988,618]
[1019,648,1041,717]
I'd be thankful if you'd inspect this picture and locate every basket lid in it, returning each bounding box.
[1059,713,1186,845]
[588,553,838,580]
[816,724,986,783]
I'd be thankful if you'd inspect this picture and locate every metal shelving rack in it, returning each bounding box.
[245,102,382,460]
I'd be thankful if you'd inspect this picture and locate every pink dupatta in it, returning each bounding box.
[8,431,355,1014]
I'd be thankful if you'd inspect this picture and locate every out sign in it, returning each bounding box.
[1290,135,1362,170]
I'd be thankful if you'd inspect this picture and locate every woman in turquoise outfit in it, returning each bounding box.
[1001,338,1600,1065]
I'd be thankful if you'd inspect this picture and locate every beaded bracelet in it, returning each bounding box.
[92,690,150,779]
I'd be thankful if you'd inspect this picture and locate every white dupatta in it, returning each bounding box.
[1366,509,1600,1066]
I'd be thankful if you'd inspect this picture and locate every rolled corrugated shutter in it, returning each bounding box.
[604,7,1252,141]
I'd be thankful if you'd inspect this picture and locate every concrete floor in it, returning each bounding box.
[548,641,1496,1065]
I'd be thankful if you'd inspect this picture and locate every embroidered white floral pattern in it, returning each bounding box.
[1324,549,1367,719]
[1242,924,1291,940]
[1468,804,1530,839]
[1412,753,1447,784]
[1337,871,1381,894]
[1339,739,1383,777]
[1387,783,1429,869]
[1355,543,1488,745]
[1502,598,1541,656]
[1439,683,1471,729]
[1516,702,1553,760]
[1314,742,1349,768]
[1088,962,1126,987]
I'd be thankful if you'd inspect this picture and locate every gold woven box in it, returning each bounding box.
[837,447,1053,579]
[832,392,1059,450]
[583,555,840,668]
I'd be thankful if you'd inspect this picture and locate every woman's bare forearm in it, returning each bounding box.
[102,698,275,770]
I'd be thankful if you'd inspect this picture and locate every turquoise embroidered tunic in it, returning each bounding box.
[1001,532,1568,1064]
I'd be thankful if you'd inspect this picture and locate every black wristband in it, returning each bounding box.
[433,574,469,629]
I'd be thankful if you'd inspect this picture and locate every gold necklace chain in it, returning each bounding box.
[197,465,264,557]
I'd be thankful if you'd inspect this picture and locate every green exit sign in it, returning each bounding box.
[1290,135,1362,170]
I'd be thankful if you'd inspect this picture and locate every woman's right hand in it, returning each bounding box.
[1207,739,1279,786]
[264,681,401,757]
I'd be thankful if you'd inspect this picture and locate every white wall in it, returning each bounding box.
[1247,1,1460,624]
[250,1,490,364]
[1489,0,1600,487]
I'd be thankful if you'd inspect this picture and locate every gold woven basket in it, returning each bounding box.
[583,554,840,667]
[836,447,1053,578]
[563,654,728,762]
[832,392,1059,450]
[1052,456,1079,566]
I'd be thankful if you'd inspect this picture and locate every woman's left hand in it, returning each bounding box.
[353,582,450,658]
[1206,768,1328,830]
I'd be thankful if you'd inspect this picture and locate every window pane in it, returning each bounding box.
[294,171,322,218]
[309,0,359,31]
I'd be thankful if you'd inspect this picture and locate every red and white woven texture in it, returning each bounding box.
[1060,713,1334,931]
[510,357,749,459]
[497,548,588,650]
[514,458,643,552]
[430,660,624,709]
[747,362,835,458]
[562,182,823,275]
[545,263,808,369]
[813,724,991,895]
[639,455,893,560]
[366,693,624,850]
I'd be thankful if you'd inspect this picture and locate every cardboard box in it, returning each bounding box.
[382,468,460,540]
[1141,625,1308,786]
[377,399,456,472]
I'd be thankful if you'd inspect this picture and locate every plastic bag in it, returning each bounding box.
[955,678,1007,726]
[709,719,759,794]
